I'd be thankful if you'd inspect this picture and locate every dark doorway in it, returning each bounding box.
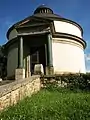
[30,45,46,75]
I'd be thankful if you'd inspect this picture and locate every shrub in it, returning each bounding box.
[42,73,90,91]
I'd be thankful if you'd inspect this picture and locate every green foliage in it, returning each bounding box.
[43,73,90,91]
[0,89,90,120]
[60,73,90,91]
[0,45,7,79]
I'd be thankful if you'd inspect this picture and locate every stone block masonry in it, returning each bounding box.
[0,75,41,111]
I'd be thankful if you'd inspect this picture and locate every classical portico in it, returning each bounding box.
[5,5,86,79]
[6,18,54,79]
[17,32,53,76]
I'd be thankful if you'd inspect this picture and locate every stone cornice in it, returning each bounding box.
[52,38,84,50]
[52,32,86,49]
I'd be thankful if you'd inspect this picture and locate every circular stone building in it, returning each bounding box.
[5,5,86,79]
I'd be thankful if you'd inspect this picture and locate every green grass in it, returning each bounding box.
[0,88,90,120]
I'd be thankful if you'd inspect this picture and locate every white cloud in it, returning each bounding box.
[85,54,90,61]
[5,20,14,28]
[85,54,90,72]
[0,17,15,28]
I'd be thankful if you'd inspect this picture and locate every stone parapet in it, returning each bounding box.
[0,75,41,111]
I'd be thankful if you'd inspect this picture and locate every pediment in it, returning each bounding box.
[15,17,50,28]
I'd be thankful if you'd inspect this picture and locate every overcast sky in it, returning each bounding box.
[0,0,90,71]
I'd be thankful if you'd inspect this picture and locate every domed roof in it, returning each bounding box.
[33,4,62,20]
[6,4,84,43]
[34,4,53,14]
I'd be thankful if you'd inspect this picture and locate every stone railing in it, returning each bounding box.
[0,75,41,111]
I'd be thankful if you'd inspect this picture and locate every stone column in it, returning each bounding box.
[18,36,23,68]
[15,36,25,80]
[45,44,47,65]
[27,55,31,77]
[45,33,54,75]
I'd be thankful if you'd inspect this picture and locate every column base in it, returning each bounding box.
[15,68,25,80]
[26,71,31,78]
[28,72,31,77]
[45,66,54,75]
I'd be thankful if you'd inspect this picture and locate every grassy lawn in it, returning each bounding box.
[0,88,90,120]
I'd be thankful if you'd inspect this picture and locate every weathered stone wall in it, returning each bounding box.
[41,75,67,88]
[0,75,41,111]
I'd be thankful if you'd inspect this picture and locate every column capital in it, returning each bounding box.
[47,33,52,38]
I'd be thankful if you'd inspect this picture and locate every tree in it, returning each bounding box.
[0,45,7,79]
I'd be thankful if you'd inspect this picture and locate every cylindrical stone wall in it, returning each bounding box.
[52,38,86,74]
[7,44,18,78]
[54,21,82,38]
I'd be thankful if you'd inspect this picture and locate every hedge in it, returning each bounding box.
[41,73,90,91]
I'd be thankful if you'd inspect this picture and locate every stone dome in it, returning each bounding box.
[33,4,62,20]
[34,4,53,14]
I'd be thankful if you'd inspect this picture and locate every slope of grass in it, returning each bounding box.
[0,88,90,120]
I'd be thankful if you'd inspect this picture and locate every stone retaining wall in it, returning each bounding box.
[0,75,41,111]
